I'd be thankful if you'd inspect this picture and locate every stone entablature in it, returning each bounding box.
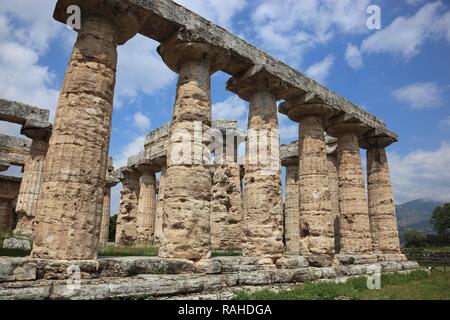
[0,134,31,168]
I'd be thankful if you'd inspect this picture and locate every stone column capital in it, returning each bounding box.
[157,29,230,74]
[279,97,334,123]
[136,163,157,175]
[359,128,398,149]
[20,120,52,142]
[226,65,291,101]
[326,113,370,137]
[54,0,150,45]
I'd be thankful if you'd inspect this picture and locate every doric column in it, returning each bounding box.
[282,100,335,257]
[0,200,13,230]
[326,137,340,253]
[14,126,51,238]
[327,117,373,255]
[362,133,401,254]
[227,67,285,257]
[157,30,230,261]
[153,164,166,245]
[31,3,148,260]
[115,168,141,246]
[284,160,299,255]
[99,185,111,246]
[136,165,157,246]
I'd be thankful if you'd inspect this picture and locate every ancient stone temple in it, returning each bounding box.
[0,0,416,300]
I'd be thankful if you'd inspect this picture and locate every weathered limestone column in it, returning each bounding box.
[32,3,148,260]
[153,164,166,245]
[363,135,401,254]
[327,118,373,255]
[210,125,244,251]
[0,200,13,230]
[326,138,340,253]
[136,165,157,246]
[284,160,299,255]
[157,31,230,260]
[14,132,50,237]
[99,181,113,246]
[115,168,141,246]
[227,68,285,257]
[284,101,335,257]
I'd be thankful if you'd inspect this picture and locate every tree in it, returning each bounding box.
[108,214,118,242]
[430,203,450,236]
[404,229,427,248]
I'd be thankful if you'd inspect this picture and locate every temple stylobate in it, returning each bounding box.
[0,0,417,300]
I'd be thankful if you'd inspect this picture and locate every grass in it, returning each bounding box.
[98,245,159,257]
[234,270,450,300]
[211,250,242,257]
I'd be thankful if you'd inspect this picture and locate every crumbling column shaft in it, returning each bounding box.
[0,200,13,229]
[336,132,373,254]
[327,153,340,253]
[284,163,299,255]
[31,18,118,260]
[116,170,141,246]
[99,185,112,246]
[298,115,334,256]
[367,147,401,253]
[136,169,157,246]
[243,91,284,257]
[14,138,48,237]
[160,61,213,261]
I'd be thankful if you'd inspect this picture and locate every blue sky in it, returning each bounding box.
[1,0,449,213]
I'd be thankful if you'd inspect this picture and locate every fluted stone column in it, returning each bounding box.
[136,165,157,246]
[328,121,373,255]
[290,103,335,257]
[366,144,401,254]
[31,4,147,260]
[115,169,141,246]
[326,144,340,254]
[157,31,230,261]
[154,164,166,245]
[0,200,13,230]
[99,182,112,246]
[227,69,285,257]
[284,160,299,255]
[14,136,49,237]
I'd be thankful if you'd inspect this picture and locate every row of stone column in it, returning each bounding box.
[28,4,401,261]
[282,101,401,258]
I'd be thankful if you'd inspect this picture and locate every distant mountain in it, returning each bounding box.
[396,199,445,241]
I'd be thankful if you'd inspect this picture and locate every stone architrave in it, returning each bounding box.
[31,2,148,260]
[157,30,230,261]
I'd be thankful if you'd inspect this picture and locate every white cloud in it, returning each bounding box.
[278,113,298,143]
[389,142,450,203]
[115,35,176,108]
[361,1,450,59]
[113,136,145,169]
[438,116,450,130]
[250,0,370,66]
[392,82,443,109]
[133,112,151,131]
[0,1,70,121]
[345,43,363,69]
[212,95,247,127]
[174,0,247,30]
[305,55,334,83]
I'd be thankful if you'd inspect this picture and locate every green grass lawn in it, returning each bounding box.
[234,270,450,300]
[98,245,159,257]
